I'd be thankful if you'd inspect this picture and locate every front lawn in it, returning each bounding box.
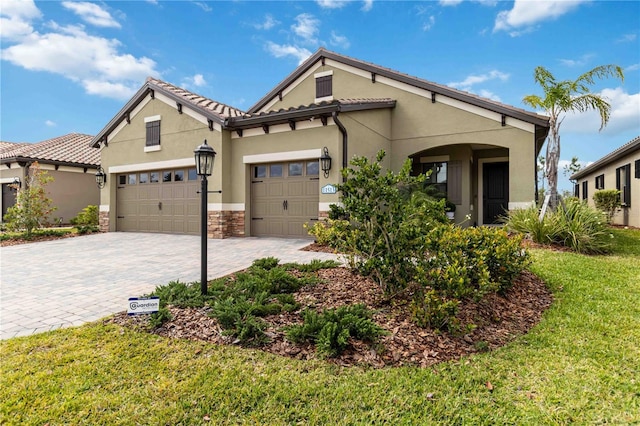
[1,228,638,424]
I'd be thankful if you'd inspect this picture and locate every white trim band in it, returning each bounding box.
[207,203,245,211]
[144,115,161,123]
[108,157,195,174]
[243,149,322,164]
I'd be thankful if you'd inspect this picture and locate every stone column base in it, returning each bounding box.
[208,210,245,239]
[99,211,109,232]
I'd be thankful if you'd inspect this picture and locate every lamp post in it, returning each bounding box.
[194,139,216,296]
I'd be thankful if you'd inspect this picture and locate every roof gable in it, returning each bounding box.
[91,77,246,147]
[248,48,549,129]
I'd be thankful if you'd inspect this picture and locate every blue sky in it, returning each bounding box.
[1,0,638,191]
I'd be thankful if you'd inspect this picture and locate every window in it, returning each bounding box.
[150,172,159,183]
[635,159,640,179]
[582,181,588,200]
[119,175,127,185]
[616,164,631,206]
[595,174,604,190]
[307,161,319,176]
[421,162,448,197]
[188,168,198,180]
[145,120,160,146]
[254,165,267,178]
[574,183,580,198]
[128,174,137,185]
[139,173,149,184]
[175,170,184,182]
[289,162,303,176]
[270,164,283,177]
[163,171,172,182]
[316,75,332,99]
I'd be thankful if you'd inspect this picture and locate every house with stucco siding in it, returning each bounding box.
[91,48,550,238]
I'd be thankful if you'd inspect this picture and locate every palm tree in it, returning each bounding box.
[523,65,624,208]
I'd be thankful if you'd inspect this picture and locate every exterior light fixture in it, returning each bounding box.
[11,177,21,190]
[194,139,217,296]
[320,146,332,178]
[95,166,107,189]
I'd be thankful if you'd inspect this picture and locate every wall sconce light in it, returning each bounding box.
[320,146,332,178]
[95,166,107,189]
[11,177,21,189]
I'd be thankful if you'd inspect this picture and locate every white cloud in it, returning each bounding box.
[494,0,587,35]
[362,0,373,12]
[439,0,463,6]
[561,87,640,135]
[478,89,502,102]
[316,0,349,9]
[0,0,41,41]
[2,21,158,100]
[626,63,640,72]
[448,70,510,91]
[616,33,637,43]
[254,14,279,30]
[61,2,121,28]
[191,1,212,12]
[265,42,312,65]
[291,13,320,45]
[330,31,350,49]
[422,15,436,31]
[559,53,595,68]
[45,120,56,127]
[182,73,207,88]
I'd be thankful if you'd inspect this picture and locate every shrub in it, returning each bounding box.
[310,150,447,296]
[70,205,99,234]
[286,304,387,358]
[504,199,612,254]
[3,162,56,236]
[411,289,460,331]
[593,189,621,224]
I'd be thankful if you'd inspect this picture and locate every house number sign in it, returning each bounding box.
[321,184,337,194]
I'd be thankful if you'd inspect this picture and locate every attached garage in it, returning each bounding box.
[116,167,199,235]
[251,160,320,238]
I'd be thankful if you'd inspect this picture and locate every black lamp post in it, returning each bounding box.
[194,139,216,296]
[95,166,107,189]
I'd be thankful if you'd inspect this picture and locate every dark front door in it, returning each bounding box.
[2,183,17,220]
[483,162,509,224]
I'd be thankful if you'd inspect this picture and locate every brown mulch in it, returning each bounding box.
[108,264,553,369]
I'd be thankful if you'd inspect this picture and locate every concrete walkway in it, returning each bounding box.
[0,232,339,340]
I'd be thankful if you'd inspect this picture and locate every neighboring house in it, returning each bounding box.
[571,136,640,228]
[91,48,550,238]
[0,133,100,224]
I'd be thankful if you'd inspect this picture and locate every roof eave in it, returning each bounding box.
[571,136,640,180]
[0,156,99,168]
[248,49,549,128]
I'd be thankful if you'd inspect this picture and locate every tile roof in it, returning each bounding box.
[0,141,29,155]
[249,48,550,128]
[571,136,640,180]
[147,77,245,119]
[0,133,99,166]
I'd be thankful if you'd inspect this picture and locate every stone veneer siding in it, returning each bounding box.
[208,210,245,239]
[99,211,109,232]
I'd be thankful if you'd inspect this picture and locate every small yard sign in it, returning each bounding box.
[127,297,160,315]
[321,184,337,194]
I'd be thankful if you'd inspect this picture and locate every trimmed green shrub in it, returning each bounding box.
[593,189,621,224]
[286,304,387,358]
[70,205,99,234]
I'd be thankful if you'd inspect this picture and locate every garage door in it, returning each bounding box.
[251,160,319,238]
[116,168,200,235]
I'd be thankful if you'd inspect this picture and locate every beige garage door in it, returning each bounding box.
[251,160,320,238]
[116,168,200,235]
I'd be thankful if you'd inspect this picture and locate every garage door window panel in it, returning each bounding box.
[188,168,198,180]
[163,171,172,182]
[128,174,137,185]
[289,162,303,176]
[140,173,149,184]
[270,164,283,178]
[175,170,184,182]
[307,161,319,176]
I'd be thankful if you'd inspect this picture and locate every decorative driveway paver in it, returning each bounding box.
[0,232,339,340]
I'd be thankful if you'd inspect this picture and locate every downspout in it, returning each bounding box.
[332,111,347,182]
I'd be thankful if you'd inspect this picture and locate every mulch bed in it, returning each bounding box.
[0,232,84,247]
[108,262,553,369]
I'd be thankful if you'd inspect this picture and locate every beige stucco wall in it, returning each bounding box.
[575,152,640,228]
[1,163,98,224]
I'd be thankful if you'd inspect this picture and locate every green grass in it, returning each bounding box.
[2,228,639,424]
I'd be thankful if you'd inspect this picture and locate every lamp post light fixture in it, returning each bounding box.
[95,166,107,189]
[194,139,217,296]
[320,146,332,178]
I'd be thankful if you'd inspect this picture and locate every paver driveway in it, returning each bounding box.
[0,232,339,340]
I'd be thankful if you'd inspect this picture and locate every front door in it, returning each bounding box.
[483,162,509,224]
[2,183,17,220]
